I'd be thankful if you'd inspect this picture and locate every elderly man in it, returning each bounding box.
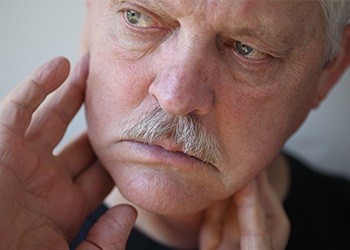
[1,0,350,249]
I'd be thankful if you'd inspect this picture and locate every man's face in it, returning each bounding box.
[85,0,325,215]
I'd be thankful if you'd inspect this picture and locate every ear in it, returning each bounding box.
[80,0,93,54]
[312,24,350,108]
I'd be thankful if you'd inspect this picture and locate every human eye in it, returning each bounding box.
[111,3,175,53]
[124,9,159,28]
[224,40,270,61]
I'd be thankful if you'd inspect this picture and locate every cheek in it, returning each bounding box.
[215,70,320,186]
[214,93,281,186]
[85,47,154,148]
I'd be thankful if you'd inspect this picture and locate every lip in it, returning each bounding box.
[118,140,215,172]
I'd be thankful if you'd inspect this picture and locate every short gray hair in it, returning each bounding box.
[319,0,350,61]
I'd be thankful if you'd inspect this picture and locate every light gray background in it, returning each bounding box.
[1,1,349,179]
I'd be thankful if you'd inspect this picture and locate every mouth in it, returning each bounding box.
[150,139,212,164]
[118,139,216,172]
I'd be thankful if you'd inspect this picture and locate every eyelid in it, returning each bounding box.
[220,31,290,59]
[125,10,158,28]
[236,43,269,60]
[118,2,177,29]
[120,7,160,28]
[223,39,271,61]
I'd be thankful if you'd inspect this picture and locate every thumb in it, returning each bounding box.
[77,205,137,250]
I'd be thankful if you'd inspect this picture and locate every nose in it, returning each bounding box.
[149,44,215,116]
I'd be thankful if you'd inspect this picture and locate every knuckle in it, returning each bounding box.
[0,99,32,133]
[43,105,71,125]
[29,77,50,96]
[0,140,15,167]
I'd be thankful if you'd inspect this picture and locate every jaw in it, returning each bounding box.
[103,153,290,249]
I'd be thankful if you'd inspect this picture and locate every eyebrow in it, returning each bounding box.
[229,27,296,57]
[111,0,176,26]
[111,0,161,10]
[111,0,306,56]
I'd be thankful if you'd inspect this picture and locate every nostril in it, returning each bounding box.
[149,89,158,103]
[148,68,215,116]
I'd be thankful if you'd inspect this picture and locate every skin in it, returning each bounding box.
[82,0,349,247]
[86,0,323,214]
[0,0,349,249]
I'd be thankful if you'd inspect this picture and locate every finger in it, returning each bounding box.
[75,160,115,213]
[26,54,89,150]
[234,178,272,250]
[76,205,137,250]
[257,171,290,250]
[56,132,95,177]
[199,199,228,250]
[219,198,240,250]
[0,57,70,136]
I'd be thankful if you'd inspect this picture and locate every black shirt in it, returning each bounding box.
[284,155,350,250]
[71,154,350,250]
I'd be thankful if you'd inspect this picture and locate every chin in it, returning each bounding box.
[109,164,223,215]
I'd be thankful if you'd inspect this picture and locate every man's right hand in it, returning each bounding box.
[0,55,137,249]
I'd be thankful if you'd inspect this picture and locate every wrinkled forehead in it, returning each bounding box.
[102,0,324,52]
[109,0,323,25]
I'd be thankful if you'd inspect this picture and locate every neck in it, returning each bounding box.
[105,153,291,249]
[135,209,203,248]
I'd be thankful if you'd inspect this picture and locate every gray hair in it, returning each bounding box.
[319,0,350,61]
[121,107,223,166]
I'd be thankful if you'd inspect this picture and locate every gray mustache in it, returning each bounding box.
[121,107,222,166]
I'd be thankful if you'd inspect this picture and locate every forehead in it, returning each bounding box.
[114,0,321,23]
[106,0,324,54]
[110,0,323,43]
